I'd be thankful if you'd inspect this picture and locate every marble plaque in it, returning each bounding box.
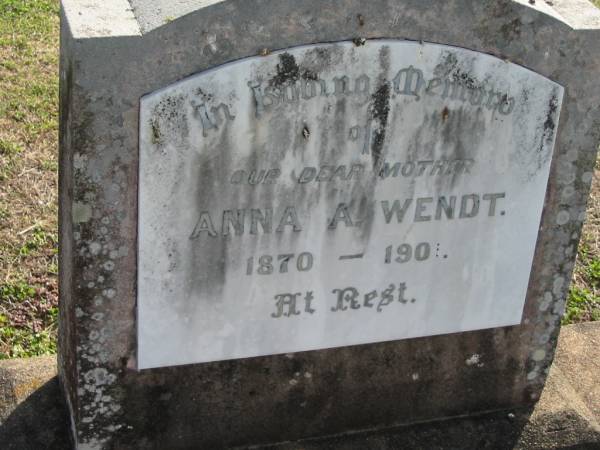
[137,40,563,369]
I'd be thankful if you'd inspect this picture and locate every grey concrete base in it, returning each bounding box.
[0,356,71,449]
[1,322,599,449]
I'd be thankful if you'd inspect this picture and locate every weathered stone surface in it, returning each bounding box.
[2,323,599,449]
[127,0,223,33]
[59,0,600,448]
[550,0,600,29]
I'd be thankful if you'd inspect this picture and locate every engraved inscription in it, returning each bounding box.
[188,192,505,238]
[248,64,516,119]
[138,40,563,369]
[192,101,236,136]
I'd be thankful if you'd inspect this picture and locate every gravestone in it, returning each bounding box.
[59,0,600,448]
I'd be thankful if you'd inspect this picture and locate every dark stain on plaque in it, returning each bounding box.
[268,52,320,94]
[369,82,391,170]
[270,53,300,86]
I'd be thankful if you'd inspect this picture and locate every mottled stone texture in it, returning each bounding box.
[59,0,600,448]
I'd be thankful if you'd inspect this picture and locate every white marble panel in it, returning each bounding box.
[138,40,563,369]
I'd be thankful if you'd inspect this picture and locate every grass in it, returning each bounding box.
[0,1,598,359]
[564,159,600,324]
[0,0,59,359]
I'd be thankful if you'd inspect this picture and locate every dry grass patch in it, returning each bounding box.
[565,160,600,324]
[0,0,59,358]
